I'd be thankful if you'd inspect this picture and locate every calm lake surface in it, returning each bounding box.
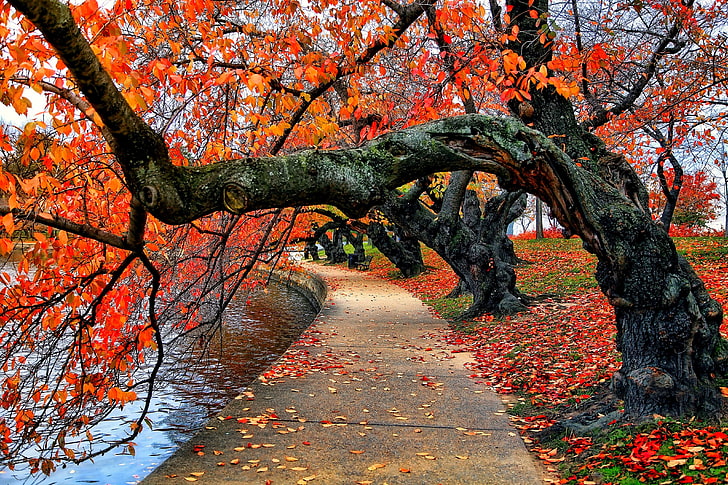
[0,264,318,485]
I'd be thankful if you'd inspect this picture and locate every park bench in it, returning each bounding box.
[354,255,374,271]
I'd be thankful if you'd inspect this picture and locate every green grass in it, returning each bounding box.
[426,294,472,320]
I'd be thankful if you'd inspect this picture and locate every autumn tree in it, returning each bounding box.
[302,208,363,264]
[649,169,721,230]
[299,207,427,277]
[568,0,728,230]
[359,5,532,316]
[0,0,460,472]
[713,146,728,236]
[1,0,728,476]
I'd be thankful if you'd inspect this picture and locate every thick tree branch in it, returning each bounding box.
[133,113,632,266]
[114,115,516,224]
[403,177,434,204]
[439,171,473,220]
[8,0,438,225]
[9,0,157,251]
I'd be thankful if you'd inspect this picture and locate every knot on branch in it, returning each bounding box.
[627,366,675,391]
[612,366,676,405]
[139,186,159,209]
[606,290,634,308]
[223,182,249,214]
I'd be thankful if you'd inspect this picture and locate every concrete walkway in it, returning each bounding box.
[142,264,545,484]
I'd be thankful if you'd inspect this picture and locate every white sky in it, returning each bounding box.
[0,88,47,128]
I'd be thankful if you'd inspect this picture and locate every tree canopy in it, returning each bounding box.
[0,0,727,476]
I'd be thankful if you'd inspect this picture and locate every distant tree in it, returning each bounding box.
[365,217,426,278]
[649,169,720,229]
[714,150,728,237]
[381,173,529,318]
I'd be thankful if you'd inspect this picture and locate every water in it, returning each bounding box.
[0,272,318,485]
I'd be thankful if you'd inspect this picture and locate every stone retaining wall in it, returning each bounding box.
[265,264,327,312]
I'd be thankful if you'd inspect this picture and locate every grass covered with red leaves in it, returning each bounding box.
[369,236,728,485]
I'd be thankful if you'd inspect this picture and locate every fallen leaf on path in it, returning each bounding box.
[367,463,386,470]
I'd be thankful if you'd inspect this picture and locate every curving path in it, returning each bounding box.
[141,264,545,484]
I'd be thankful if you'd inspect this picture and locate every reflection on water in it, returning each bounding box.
[0,272,318,485]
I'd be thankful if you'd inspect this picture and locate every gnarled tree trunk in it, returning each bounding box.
[366,221,426,278]
[496,0,726,417]
[381,174,530,319]
[434,115,727,418]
